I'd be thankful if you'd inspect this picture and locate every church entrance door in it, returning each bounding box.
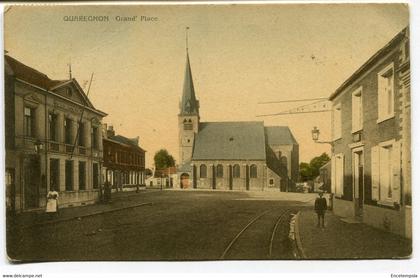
[180,173,190,189]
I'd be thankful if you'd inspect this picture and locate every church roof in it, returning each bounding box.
[264,126,298,145]
[179,53,199,116]
[192,121,266,160]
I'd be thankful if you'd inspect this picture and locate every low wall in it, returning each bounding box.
[58,190,99,208]
[363,204,406,237]
[333,198,355,218]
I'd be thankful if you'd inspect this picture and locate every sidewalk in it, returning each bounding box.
[7,190,155,229]
[295,209,412,259]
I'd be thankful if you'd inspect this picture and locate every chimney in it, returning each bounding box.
[107,125,115,138]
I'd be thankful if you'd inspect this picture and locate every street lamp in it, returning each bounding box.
[311,126,333,145]
[34,140,44,153]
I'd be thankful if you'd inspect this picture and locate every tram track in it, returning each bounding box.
[220,208,293,260]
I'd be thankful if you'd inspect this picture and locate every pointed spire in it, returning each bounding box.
[180,27,199,116]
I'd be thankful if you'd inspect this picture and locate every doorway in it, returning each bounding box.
[353,149,364,217]
[23,155,40,209]
[180,173,190,189]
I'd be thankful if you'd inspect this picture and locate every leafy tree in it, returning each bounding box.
[145,168,153,177]
[309,152,330,178]
[154,149,175,170]
[299,153,330,181]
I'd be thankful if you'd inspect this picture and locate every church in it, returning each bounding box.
[176,49,299,192]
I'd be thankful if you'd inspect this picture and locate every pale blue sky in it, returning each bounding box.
[4,4,408,167]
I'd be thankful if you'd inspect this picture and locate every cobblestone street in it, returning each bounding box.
[7,190,315,261]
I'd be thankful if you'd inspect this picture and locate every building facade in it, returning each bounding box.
[5,55,107,213]
[329,27,411,238]
[103,125,146,191]
[176,51,299,191]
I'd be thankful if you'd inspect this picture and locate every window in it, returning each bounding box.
[50,159,60,191]
[250,164,258,178]
[184,123,193,130]
[48,113,57,141]
[371,140,401,204]
[332,104,342,140]
[65,160,73,191]
[92,126,98,149]
[78,122,85,146]
[378,63,394,122]
[352,87,363,132]
[93,163,99,189]
[64,118,73,144]
[216,164,223,178]
[331,154,344,197]
[200,164,207,178]
[269,179,274,185]
[79,161,86,190]
[24,107,35,137]
[233,164,240,178]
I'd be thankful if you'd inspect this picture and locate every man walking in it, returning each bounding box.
[314,192,327,228]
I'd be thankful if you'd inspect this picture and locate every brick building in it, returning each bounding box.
[103,125,146,191]
[329,27,411,238]
[5,55,107,212]
[176,50,299,191]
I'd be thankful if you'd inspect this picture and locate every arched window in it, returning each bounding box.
[250,164,258,178]
[200,164,207,178]
[233,164,240,178]
[216,164,224,178]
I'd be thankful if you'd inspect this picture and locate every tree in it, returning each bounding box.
[154,149,175,170]
[299,153,330,181]
[145,168,153,177]
[309,152,331,178]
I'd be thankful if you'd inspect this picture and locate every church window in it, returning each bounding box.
[216,164,224,178]
[200,164,207,178]
[184,122,193,130]
[233,164,240,178]
[250,164,258,178]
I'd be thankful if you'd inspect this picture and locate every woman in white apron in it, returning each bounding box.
[46,188,59,218]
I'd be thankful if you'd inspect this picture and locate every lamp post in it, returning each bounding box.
[34,139,44,153]
[311,126,333,145]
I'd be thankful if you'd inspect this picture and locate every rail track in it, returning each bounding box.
[220,208,293,260]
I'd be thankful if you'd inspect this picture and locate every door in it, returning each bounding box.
[6,168,15,213]
[353,150,364,216]
[23,155,40,209]
[181,173,190,189]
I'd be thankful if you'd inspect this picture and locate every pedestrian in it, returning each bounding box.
[104,181,111,203]
[46,186,59,219]
[314,192,327,228]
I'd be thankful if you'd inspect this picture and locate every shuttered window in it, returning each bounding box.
[370,140,401,204]
[331,154,344,197]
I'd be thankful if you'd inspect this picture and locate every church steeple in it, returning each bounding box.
[180,27,199,116]
[178,27,200,165]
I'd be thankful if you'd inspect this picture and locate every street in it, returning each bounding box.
[7,190,315,261]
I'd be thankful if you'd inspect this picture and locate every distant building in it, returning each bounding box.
[5,55,107,212]
[103,125,146,191]
[176,50,299,191]
[329,27,410,238]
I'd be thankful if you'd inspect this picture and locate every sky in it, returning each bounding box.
[4,4,409,168]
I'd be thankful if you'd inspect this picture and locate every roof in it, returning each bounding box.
[107,135,145,152]
[5,55,107,116]
[177,161,192,173]
[264,126,298,145]
[329,26,408,101]
[179,53,199,116]
[5,55,60,89]
[192,121,266,160]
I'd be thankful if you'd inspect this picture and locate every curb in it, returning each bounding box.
[291,211,307,259]
[22,202,153,229]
